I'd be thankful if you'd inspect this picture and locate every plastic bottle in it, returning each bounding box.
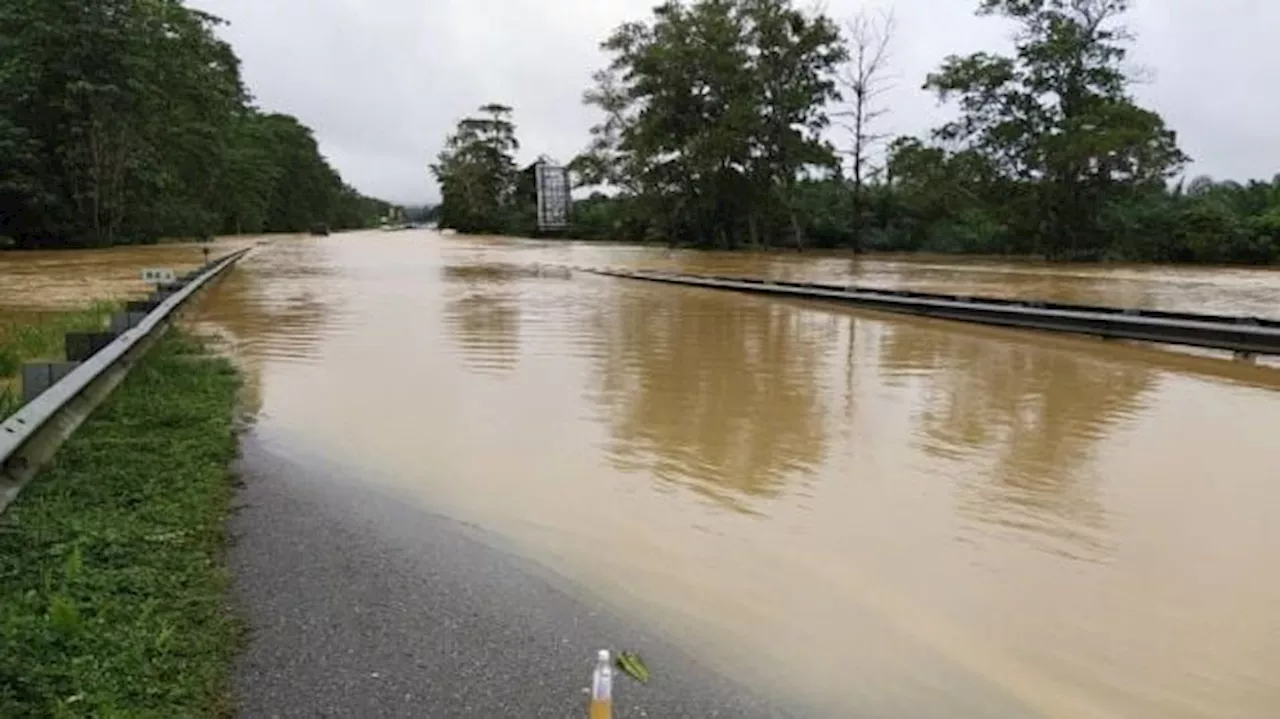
[589,649,613,719]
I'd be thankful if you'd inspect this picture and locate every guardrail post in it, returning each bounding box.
[21,362,82,404]
[65,332,118,362]
[152,282,184,302]
[126,300,160,313]
[2,246,254,517]
[110,312,148,335]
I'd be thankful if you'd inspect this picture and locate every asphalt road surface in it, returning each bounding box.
[229,434,802,718]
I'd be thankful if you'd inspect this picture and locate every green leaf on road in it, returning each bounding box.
[616,650,650,684]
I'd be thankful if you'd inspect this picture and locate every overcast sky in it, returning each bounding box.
[188,0,1279,206]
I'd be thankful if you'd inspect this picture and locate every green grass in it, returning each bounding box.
[0,331,243,718]
[1,301,120,419]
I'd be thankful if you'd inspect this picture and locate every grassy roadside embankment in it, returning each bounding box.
[0,331,243,717]
[0,302,121,419]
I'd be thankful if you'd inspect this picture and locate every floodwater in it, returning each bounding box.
[14,232,1280,716]
[625,250,1280,319]
[0,239,257,403]
[0,239,256,313]
[0,238,257,340]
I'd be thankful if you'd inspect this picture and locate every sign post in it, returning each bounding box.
[141,267,176,292]
[141,268,176,285]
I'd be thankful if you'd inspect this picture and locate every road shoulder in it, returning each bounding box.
[229,436,794,718]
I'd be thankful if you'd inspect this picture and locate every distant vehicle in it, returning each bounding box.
[309,223,330,236]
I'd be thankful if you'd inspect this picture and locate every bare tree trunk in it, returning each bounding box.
[106,127,132,245]
[837,7,896,256]
[853,111,865,253]
[89,117,104,245]
[790,209,804,252]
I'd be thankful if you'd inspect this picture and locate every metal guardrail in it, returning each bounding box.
[580,267,1280,357]
[0,247,253,514]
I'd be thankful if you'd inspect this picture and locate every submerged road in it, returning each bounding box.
[181,232,1280,717]
[229,435,795,718]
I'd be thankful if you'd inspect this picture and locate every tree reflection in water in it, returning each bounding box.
[880,321,1156,560]
[589,287,836,513]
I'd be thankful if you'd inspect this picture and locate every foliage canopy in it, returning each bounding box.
[0,0,392,248]
[433,0,1278,265]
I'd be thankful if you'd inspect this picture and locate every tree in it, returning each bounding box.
[423,0,1277,265]
[883,136,1010,252]
[255,114,340,233]
[212,110,282,235]
[0,0,247,245]
[431,104,521,234]
[835,7,895,253]
[581,0,846,249]
[744,0,849,249]
[0,0,386,248]
[923,0,1187,259]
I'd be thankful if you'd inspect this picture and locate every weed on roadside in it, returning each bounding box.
[0,301,119,420]
[0,331,243,717]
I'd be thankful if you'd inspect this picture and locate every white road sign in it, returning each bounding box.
[141,268,176,283]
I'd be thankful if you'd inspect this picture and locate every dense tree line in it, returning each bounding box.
[432,0,1279,264]
[0,0,392,249]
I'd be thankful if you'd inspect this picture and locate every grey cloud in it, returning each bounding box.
[190,0,1280,205]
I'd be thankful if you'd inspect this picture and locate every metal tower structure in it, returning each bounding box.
[533,160,571,231]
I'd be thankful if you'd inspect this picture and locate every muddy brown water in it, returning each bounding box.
[10,232,1280,716]
[0,239,256,315]
[0,238,256,394]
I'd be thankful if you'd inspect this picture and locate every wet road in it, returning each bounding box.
[10,231,1279,716]
[176,232,1280,718]
[229,435,794,718]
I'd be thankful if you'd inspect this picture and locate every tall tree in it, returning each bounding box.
[745,0,848,249]
[582,0,846,248]
[924,0,1187,259]
[0,0,387,247]
[257,114,341,233]
[431,104,521,234]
